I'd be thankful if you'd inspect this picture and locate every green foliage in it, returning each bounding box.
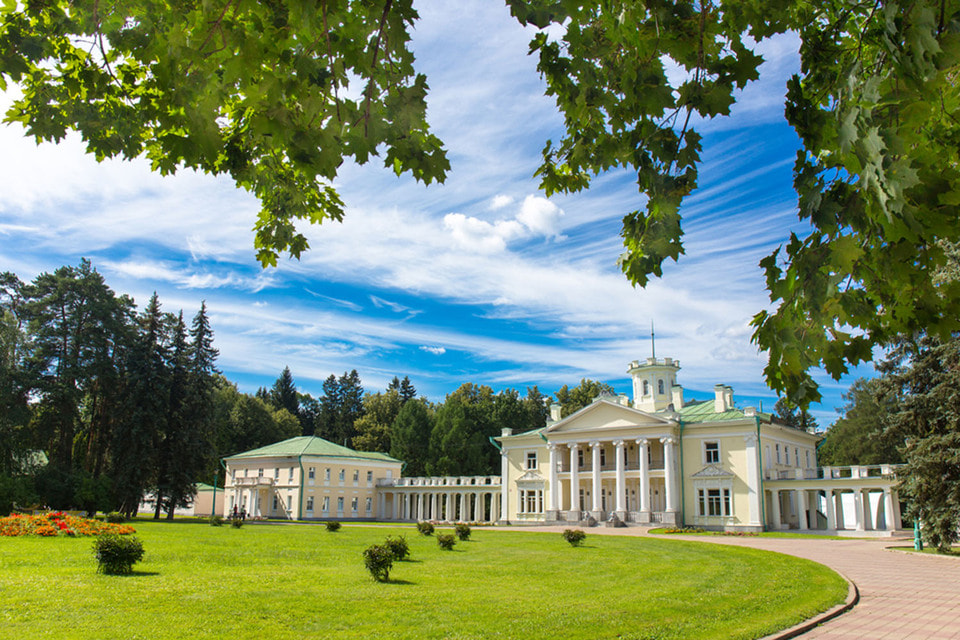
[454,523,471,541]
[231,517,243,529]
[325,521,342,532]
[105,512,125,524]
[436,532,456,550]
[818,378,902,466]
[270,367,300,418]
[772,398,818,432]
[92,535,145,575]
[880,334,960,552]
[317,370,365,445]
[352,388,401,453]
[562,529,586,547]
[383,535,410,561]
[416,521,434,536]
[389,398,434,477]
[209,515,224,527]
[555,379,615,418]
[362,543,394,582]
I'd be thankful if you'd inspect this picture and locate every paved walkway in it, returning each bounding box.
[508,526,960,638]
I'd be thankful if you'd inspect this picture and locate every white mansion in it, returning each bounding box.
[220,356,902,534]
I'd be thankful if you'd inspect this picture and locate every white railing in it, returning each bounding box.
[377,475,501,488]
[764,464,902,481]
[231,477,275,487]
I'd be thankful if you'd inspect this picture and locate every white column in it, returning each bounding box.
[569,444,580,515]
[590,441,602,514]
[445,492,453,522]
[474,493,482,521]
[417,493,424,520]
[861,489,872,530]
[798,490,809,530]
[743,434,762,525]
[614,440,626,515]
[548,444,560,512]
[835,490,845,529]
[500,449,510,522]
[854,489,865,531]
[770,489,782,530]
[825,490,836,529]
[637,439,650,517]
[891,488,902,530]
[661,436,678,513]
[493,492,500,523]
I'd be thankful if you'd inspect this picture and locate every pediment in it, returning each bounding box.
[691,464,734,478]
[517,469,545,483]
[545,399,675,436]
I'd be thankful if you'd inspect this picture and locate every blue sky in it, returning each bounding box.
[0,1,875,425]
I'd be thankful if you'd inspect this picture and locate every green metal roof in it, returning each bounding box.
[223,436,401,463]
[672,399,774,423]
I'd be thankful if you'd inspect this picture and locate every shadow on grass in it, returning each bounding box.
[101,570,161,577]
[385,578,416,585]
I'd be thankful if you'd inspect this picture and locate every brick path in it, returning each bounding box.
[507,526,960,638]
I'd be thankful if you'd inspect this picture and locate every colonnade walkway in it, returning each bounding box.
[507,525,960,639]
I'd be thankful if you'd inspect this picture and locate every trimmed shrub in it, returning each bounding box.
[230,517,243,528]
[454,523,471,541]
[209,515,224,527]
[105,512,125,524]
[92,535,144,575]
[325,521,342,532]
[384,535,410,561]
[436,533,456,550]
[562,529,586,547]
[416,521,434,536]
[363,544,394,582]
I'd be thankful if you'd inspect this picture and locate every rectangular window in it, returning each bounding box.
[578,449,584,467]
[258,468,264,477]
[723,489,731,516]
[338,469,345,482]
[325,468,331,481]
[365,497,372,513]
[337,497,344,511]
[697,489,706,516]
[704,441,720,464]
[231,469,236,481]
[306,497,314,511]
[775,444,781,464]
[526,451,537,470]
[795,447,800,467]
[526,491,538,513]
[288,467,294,481]
[274,467,280,479]
[286,495,292,509]
[353,470,359,482]
[322,496,329,511]
[600,448,606,467]
[707,489,722,516]
[805,450,811,468]
[366,470,373,483]
[244,468,248,477]
[272,496,278,510]
[351,497,358,511]
[308,467,315,479]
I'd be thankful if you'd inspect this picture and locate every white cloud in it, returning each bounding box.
[420,345,447,355]
[490,195,514,210]
[517,195,565,239]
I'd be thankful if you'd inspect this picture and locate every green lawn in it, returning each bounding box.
[0,520,846,640]
[648,527,864,540]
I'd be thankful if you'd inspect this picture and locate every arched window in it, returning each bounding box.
[642,380,650,395]
[658,379,665,394]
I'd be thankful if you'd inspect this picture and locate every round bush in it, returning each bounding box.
[92,535,144,575]
[209,515,224,527]
[562,529,586,547]
[362,544,394,582]
[325,521,342,532]
[436,533,456,550]
[230,517,243,528]
[384,535,410,561]
[416,521,434,536]
[105,512,125,524]
[454,523,471,541]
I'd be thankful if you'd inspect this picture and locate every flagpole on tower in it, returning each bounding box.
[651,321,656,359]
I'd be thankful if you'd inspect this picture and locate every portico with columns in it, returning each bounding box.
[495,356,906,534]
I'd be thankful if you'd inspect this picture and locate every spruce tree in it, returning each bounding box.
[270,366,299,417]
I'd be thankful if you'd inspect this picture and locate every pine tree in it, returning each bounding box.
[270,366,299,417]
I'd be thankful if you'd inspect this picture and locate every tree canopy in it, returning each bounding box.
[1,1,958,403]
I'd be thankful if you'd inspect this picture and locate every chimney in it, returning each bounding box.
[671,384,684,410]
[714,384,727,412]
[618,394,629,407]
[501,427,513,437]
[744,406,757,417]
[549,404,562,422]
[724,385,734,410]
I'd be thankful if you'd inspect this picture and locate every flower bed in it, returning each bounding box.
[0,512,136,537]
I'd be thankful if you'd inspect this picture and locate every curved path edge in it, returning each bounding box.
[760,574,859,640]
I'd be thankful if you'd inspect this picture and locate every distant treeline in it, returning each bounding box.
[0,261,616,515]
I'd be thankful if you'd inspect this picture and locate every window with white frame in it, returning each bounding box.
[805,450,811,468]
[658,379,665,394]
[338,469,345,482]
[578,449,584,467]
[272,495,279,510]
[324,468,331,481]
[795,447,800,467]
[352,469,359,482]
[306,496,314,511]
[704,441,720,464]
[337,497,344,511]
[526,451,537,470]
[365,497,372,513]
[274,467,280,479]
[322,496,329,511]
[366,470,373,483]
[600,448,606,467]
[258,468,263,477]
[351,497,358,511]
[697,488,732,517]
[308,467,315,479]
[518,488,544,514]
[775,443,781,464]
[642,380,650,396]
[288,467,294,481]
[231,469,236,481]
[286,494,292,509]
